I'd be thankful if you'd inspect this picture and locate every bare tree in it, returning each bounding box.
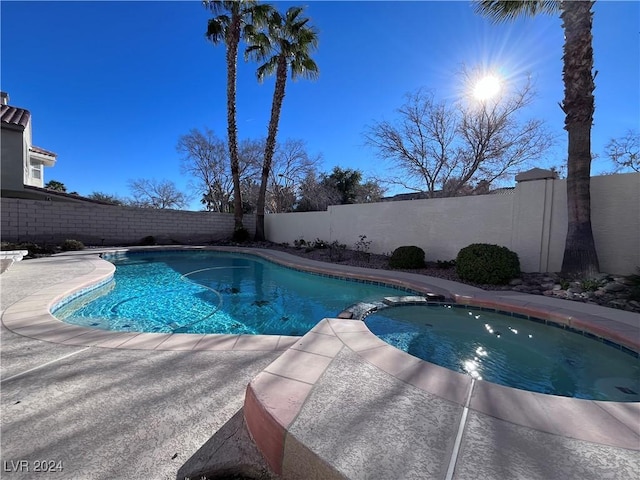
[127,179,188,209]
[177,128,262,212]
[267,139,321,213]
[605,130,639,173]
[177,128,230,212]
[365,79,554,197]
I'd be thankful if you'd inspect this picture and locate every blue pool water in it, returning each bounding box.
[54,250,407,335]
[366,305,640,401]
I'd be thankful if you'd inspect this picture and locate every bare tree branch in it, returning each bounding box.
[365,77,554,197]
[127,179,189,209]
[605,130,639,173]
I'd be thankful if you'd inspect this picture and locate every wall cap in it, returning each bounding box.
[515,168,558,182]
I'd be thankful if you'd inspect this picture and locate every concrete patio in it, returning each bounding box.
[1,248,638,479]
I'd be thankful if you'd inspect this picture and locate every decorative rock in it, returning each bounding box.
[509,278,523,286]
[552,284,563,291]
[603,282,626,293]
[567,287,584,294]
[608,299,628,308]
[541,283,555,290]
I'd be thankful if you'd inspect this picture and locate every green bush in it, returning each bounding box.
[456,243,520,285]
[1,242,56,256]
[231,227,250,243]
[329,240,347,261]
[61,239,85,251]
[389,246,425,269]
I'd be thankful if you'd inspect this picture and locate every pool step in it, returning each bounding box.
[383,293,446,306]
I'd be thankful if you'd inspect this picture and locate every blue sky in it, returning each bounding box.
[2,1,638,210]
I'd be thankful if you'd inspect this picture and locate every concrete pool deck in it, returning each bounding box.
[1,247,639,479]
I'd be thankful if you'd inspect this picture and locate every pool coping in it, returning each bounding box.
[244,318,640,478]
[2,245,639,477]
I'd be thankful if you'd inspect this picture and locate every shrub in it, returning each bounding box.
[1,242,56,256]
[329,240,347,261]
[293,238,306,248]
[312,238,328,249]
[354,235,372,262]
[627,267,640,301]
[389,246,425,269]
[436,259,456,269]
[61,239,85,251]
[581,278,603,292]
[231,227,250,243]
[140,235,156,246]
[456,243,520,285]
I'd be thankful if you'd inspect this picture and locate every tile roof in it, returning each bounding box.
[30,145,57,158]
[0,104,31,129]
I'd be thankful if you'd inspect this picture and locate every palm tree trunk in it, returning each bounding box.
[560,0,600,276]
[255,57,288,241]
[227,14,244,231]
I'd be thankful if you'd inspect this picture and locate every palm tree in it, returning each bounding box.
[203,1,271,232]
[475,0,600,277]
[245,6,319,240]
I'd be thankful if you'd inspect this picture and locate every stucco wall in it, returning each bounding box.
[1,128,25,191]
[546,174,640,276]
[265,173,640,275]
[1,198,255,246]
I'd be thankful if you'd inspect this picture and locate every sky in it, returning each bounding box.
[2,0,638,210]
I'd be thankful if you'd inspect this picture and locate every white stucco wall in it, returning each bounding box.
[546,173,640,275]
[265,173,640,275]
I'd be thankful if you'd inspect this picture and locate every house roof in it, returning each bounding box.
[21,186,117,205]
[30,145,57,158]
[0,104,31,130]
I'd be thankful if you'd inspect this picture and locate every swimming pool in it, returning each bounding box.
[53,250,409,335]
[366,304,640,401]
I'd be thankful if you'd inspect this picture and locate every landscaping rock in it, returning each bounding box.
[603,282,626,293]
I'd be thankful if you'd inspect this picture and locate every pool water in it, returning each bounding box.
[366,305,640,401]
[54,250,406,335]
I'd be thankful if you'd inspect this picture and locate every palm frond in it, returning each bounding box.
[474,0,559,23]
[206,17,228,43]
[256,57,279,83]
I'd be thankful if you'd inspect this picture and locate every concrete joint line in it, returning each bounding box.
[1,347,90,383]
[445,379,475,480]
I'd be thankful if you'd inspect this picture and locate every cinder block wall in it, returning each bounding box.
[0,198,255,246]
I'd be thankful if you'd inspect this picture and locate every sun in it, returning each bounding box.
[473,74,501,101]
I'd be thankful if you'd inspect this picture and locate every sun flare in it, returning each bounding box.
[473,75,501,101]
